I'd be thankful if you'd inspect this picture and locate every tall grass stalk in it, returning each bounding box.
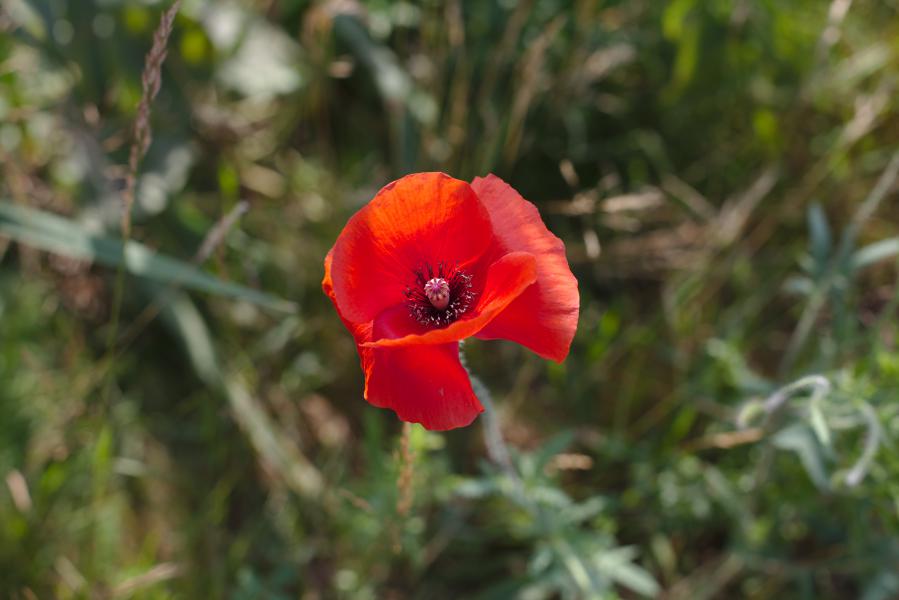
[103,0,181,395]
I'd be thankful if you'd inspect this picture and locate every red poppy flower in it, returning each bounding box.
[323,172,579,431]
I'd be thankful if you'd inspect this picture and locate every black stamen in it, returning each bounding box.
[404,262,475,327]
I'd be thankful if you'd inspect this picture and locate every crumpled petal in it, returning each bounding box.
[323,249,373,375]
[365,342,483,431]
[364,251,537,348]
[470,174,579,362]
[330,172,496,324]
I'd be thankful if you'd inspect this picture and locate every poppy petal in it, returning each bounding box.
[470,174,579,362]
[323,250,374,375]
[325,249,480,430]
[363,251,537,348]
[330,172,496,324]
[365,342,483,430]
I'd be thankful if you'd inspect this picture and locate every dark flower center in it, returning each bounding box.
[404,262,475,327]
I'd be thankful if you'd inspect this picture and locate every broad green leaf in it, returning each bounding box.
[807,203,831,271]
[0,201,297,314]
[560,497,606,526]
[845,403,881,487]
[850,237,899,271]
[808,393,832,452]
[771,423,830,490]
[593,546,660,597]
[782,275,814,296]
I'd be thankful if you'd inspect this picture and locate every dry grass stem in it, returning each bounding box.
[103,0,181,402]
[5,469,32,512]
[391,421,415,554]
[121,0,182,239]
[111,563,182,598]
[684,428,765,452]
[817,0,854,59]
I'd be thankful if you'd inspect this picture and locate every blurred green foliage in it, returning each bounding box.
[2,0,899,598]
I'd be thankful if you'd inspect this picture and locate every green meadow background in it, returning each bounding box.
[2,0,899,598]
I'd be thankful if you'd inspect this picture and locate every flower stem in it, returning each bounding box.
[470,375,516,478]
[459,343,521,483]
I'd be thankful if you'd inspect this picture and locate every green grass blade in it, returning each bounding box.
[0,201,297,314]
